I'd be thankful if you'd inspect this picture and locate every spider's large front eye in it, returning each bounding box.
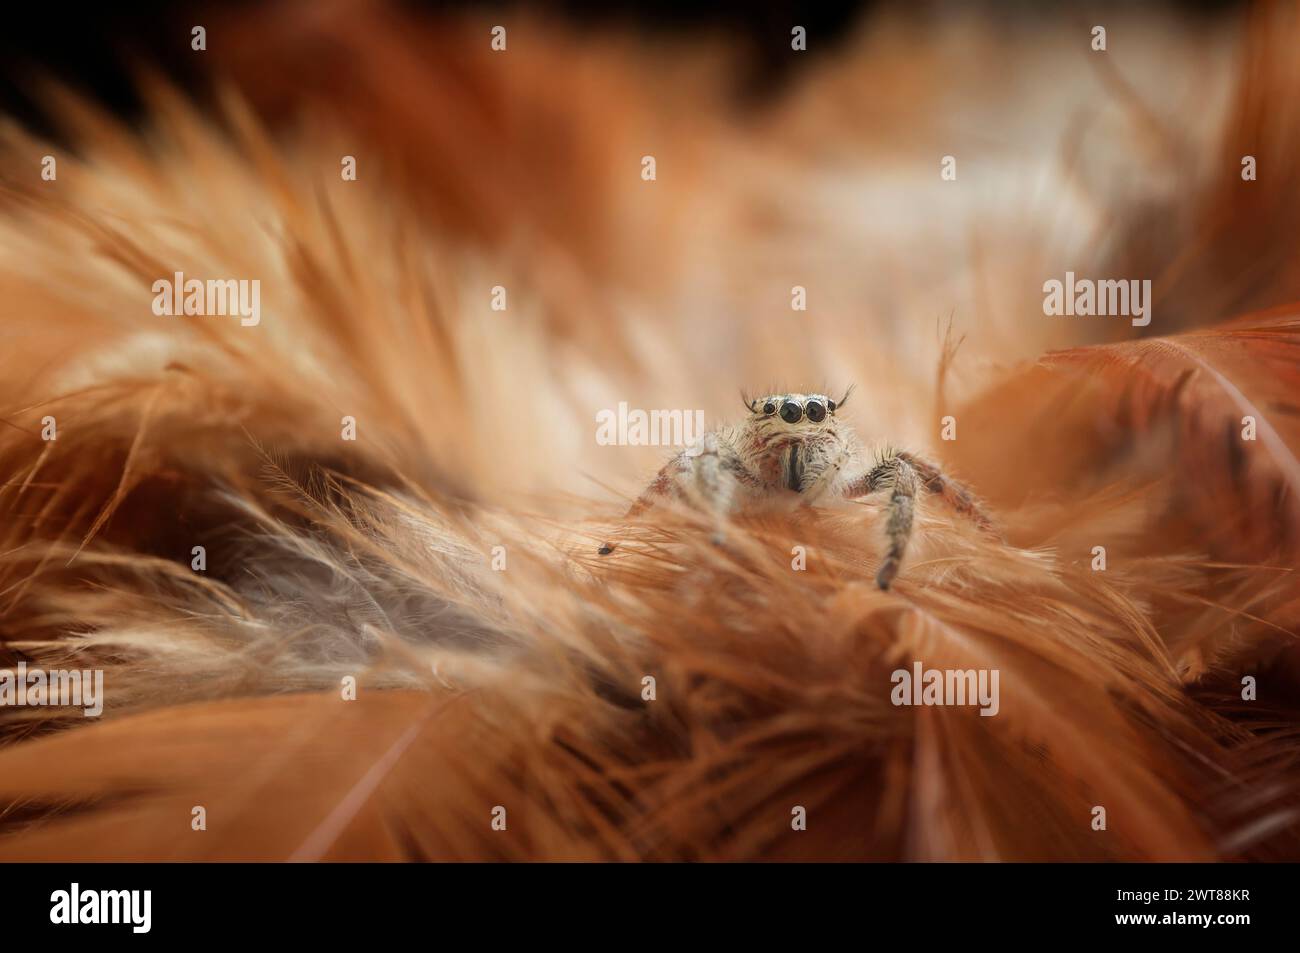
[779,400,803,424]
[805,399,826,423]
[763,401,776,416]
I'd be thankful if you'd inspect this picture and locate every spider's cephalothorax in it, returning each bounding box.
[736,391,852,496]
[598,386,995,590]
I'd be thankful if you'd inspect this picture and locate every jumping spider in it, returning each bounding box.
[598,388,995,589]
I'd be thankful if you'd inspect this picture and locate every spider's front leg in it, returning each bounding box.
[596,460,675,554]
[842,449,996,589]
[598,432,754,554]
[842,450,919,590]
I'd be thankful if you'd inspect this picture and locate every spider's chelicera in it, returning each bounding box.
[598,387,995,589]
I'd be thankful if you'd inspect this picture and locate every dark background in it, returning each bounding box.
[0,0,1243,138]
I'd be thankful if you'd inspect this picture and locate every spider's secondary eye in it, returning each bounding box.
[779,400,803,424]
[805,400,826,423]
[763,401,776,416]
[827,400,836,413]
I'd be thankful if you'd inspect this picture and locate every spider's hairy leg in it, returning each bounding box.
[896,451,998,535]
[686,431,749,545]
[597,456,680,554]
[842,449,919,590]
[843,448,996,588]
[597,432,756,554]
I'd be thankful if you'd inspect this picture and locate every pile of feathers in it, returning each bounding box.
[1,0,1298,860]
